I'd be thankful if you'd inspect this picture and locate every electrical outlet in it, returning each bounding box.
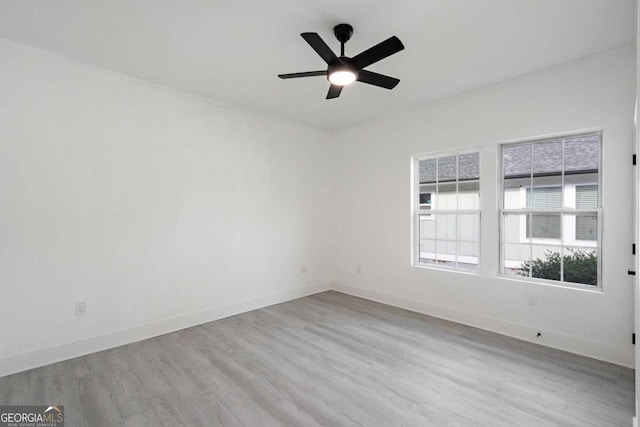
[75,301,87,316]
[527,294,537,307]
[356,265,362,274]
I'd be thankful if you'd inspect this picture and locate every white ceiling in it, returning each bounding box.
[0,0,634,129]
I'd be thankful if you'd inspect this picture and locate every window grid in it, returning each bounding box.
[500,132,601,288]
[414,151,480,271]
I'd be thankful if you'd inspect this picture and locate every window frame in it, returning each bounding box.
[411,148,481,272]
[498,131,603,290]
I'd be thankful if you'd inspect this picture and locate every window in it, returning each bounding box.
[500,132,601,287]
[414,151,480,270]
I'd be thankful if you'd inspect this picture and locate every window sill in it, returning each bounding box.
[497,274,603,293]
[411,262,603,293]
[411,262,482,277]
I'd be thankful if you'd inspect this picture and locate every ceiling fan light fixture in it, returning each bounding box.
[278,23,404,99]
[328,69,357,86]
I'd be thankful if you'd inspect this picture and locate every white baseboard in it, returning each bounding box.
[2,281,631,377]
[332,282,634,368]
[0,283,331,378]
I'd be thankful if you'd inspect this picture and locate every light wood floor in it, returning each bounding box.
[0,291,634,426]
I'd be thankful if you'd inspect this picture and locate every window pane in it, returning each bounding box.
[419,214,436,239]
[420,184,436,210]
[458,213,479,270]
[419,183,433,212]
[564,135,599,173]
[503,213,525,243]
[437,155,457,182]
[504,244,530,276]
[435,214,456,240]
[565,135,599,211]
[458,241,478,257]
[457,240,478,270]
[530,246,561,281]
[503,144,531,210]
[458,213,479,242]
[503,179,526,209]
[575,212,597,241]
[458,152,479,180]
[532,140,562,175]
[419,239,436,264]
[502,213,530,275]
[458,181,480,209]
[563,247,597,286]
[419,158,436,184]
[436,240,457,266]
[503,144,531,179]
[436,182,457,210]
[457,247,479,270]
[526,186,561,210]
[576,185,598,209]
[527,213,561,239]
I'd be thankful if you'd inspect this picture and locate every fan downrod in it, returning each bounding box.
[334,23,353,56]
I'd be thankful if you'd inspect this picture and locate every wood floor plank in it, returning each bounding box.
[0,291,634,426]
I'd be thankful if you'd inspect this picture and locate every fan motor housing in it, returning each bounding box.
[328,61,357,75]
[334,24,353,44]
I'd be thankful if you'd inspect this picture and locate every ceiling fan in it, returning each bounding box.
[278,23,405,99]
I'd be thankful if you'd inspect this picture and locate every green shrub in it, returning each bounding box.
[517,249,597,285]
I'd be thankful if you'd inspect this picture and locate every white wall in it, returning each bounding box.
[0,41,334,375]
[0,38,635,376]
[332,45,636,367]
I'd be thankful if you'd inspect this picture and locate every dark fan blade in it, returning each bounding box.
[349,36,404,70]
[301,33,340,65]
[356,70,400,89]
[326,84,343,99]
[278,71,327,79]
